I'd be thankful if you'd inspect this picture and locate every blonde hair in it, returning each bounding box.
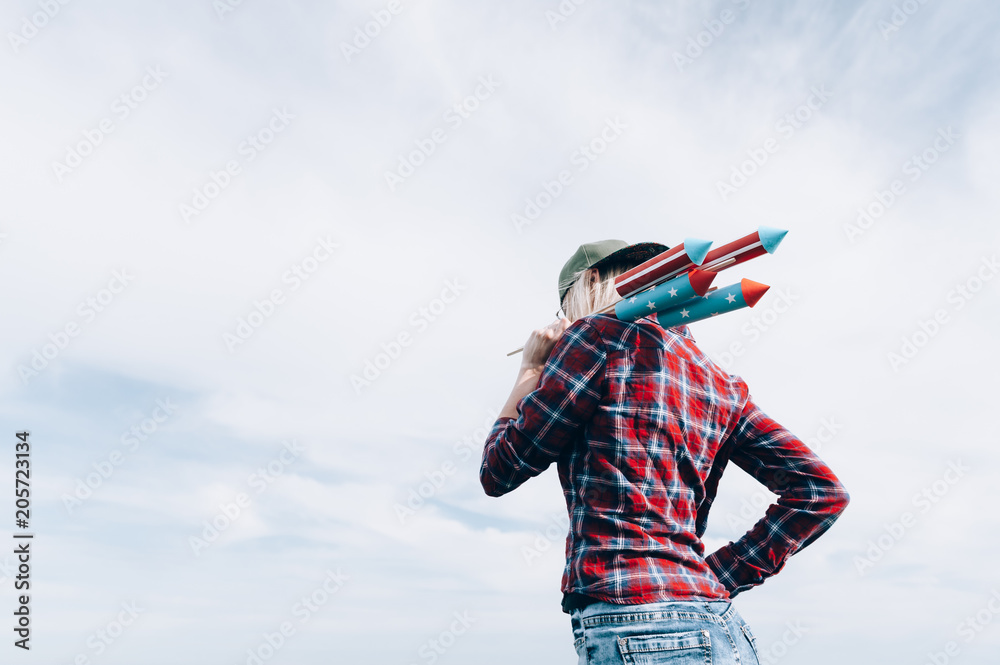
[561,264,630,322]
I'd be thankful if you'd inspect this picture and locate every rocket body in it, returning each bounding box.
[653,279,770,328]
[699,226,788,273]
[615,269,717,322]
[614,238,712,298]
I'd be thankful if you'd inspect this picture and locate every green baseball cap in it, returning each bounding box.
[558,239,670,304]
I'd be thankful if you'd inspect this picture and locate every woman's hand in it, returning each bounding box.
[520,317,571,371]
[498,317,572,420]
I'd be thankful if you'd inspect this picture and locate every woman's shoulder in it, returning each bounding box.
[583,312,690,343]
[583,315,750,385]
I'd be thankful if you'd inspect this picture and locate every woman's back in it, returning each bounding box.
[481,311,849,612]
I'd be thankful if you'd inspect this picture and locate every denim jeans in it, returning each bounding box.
[570,599,760,664]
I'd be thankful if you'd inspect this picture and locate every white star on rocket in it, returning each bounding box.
[646,300,657,310]
[680,308,690,318]
[629,296,638,303]
[725,292,737,304]
[668,287,678,297]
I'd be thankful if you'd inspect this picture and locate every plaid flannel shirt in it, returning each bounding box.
[480,313,849,612]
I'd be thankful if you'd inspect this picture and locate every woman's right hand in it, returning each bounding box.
[520,317,571,371]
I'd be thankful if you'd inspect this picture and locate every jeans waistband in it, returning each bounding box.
[575,599,735,629]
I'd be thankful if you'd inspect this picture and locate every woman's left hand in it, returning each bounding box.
[521,317,571,371]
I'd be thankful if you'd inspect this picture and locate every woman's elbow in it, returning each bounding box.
[480,467,503,498]
[828,484,850,517]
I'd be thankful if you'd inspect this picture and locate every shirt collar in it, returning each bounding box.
[592,311,695,340]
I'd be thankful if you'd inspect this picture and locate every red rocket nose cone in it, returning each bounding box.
[687,268,717,296]
[740,279,770,307]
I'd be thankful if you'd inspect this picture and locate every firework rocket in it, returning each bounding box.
[506,228,787,356]
[614,238,713,298]
[615,269,718,322]
[698,226,788,273]
[652,279,770,328]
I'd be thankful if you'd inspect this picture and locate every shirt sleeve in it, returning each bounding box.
[704,397,850,597]
[479,317,607,498]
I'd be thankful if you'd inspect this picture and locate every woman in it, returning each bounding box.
[480,239,850,664]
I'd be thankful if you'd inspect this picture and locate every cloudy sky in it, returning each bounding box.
[1,0,998,663]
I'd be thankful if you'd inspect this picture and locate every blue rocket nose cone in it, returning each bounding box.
[758,227,789,254]
[682,237,713,265]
